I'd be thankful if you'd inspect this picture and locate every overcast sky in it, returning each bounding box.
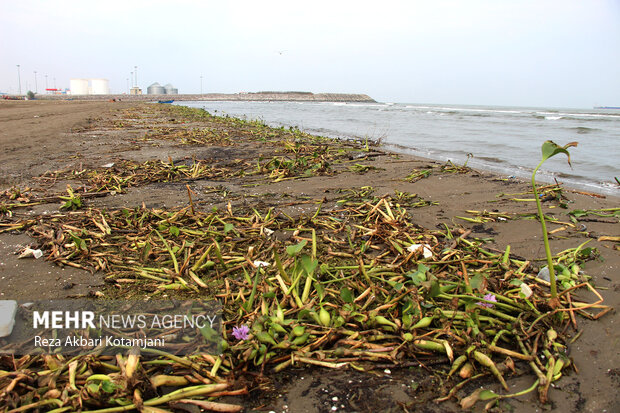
[1,0,619,108]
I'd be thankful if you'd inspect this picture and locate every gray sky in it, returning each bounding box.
[2,0,619,108]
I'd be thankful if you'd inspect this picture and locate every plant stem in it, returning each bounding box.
[531,160,558,301]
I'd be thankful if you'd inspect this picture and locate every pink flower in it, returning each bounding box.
[232,325,250,341]
[477,293,497,308]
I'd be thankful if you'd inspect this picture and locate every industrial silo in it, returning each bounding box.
[91,79,110,94]
[70,79,89,95]
[147,82,166,94]
[164,83,178,95]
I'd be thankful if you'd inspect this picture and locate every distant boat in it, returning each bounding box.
[157,100,174,104]
[594,106,620,109]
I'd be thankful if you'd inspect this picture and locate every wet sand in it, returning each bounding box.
[0,100,618,412]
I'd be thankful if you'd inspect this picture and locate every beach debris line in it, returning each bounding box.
[1,191,610,410]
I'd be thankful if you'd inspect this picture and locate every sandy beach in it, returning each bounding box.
[0,100,618,412]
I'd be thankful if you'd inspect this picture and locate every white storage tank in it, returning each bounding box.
[91,79,110,95]
[147,82,166,94]
[70,79,89,95]
[164,83,178,95]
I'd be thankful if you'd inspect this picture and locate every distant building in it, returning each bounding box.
[147,82,165,94]
[130,87,142,95]
[147,82,178,95]
[163,83,178,95]
[70,78,110,95]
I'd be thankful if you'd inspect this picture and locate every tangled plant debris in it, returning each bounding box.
[0,104,615,411]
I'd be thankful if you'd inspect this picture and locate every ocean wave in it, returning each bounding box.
[537,111,620,121]
[545,116,563,120]
[475,155,504,164]
[570,126,600,134]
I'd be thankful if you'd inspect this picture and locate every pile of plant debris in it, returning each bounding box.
[0,105,613,412]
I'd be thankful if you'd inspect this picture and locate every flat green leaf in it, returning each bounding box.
[406,263,429,286]
[168,226,180,237]
[340,287,354,303]
[568,209,588,218]
[300,254,318,275]
[223,223,234,233]
[470,273,485,291]
[428,280,441,298]
[286,240,307,256]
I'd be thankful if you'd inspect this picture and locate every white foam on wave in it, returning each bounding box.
[545,116,563,120]
[538,111,620,119]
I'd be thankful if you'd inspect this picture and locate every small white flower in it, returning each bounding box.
[253,260,270,268]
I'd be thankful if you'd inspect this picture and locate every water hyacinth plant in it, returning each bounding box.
[531,140,578,308]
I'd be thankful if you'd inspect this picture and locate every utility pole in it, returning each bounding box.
[45,74,48,91]
[34,71,38,93]
[200,75,203,95]
[130,72,134,87]
[134,66,138,89]
[17,65,21,95]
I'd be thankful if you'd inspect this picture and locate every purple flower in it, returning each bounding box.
[232,325,250,341]
[477,293,497,308]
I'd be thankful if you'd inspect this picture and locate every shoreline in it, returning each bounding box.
[0,100,618,412]
[177,100,620,198]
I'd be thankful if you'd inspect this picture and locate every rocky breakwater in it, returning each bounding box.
[214,91,376,102]
[36,92,376,103]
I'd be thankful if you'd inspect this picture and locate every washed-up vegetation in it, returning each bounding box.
[0,104,615,411]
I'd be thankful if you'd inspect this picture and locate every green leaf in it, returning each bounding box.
[168,226,180,237]
[286,240,307,256]
[568,209,588,218]
[223,223,234,233]
[69,232,88,251]
[340,287,354,303]
[314,281,325,300]
[541,140,578,166]
[470,273,485,291]
[300,254,318,275]
[406,263,429,286]
[428,280,441,298]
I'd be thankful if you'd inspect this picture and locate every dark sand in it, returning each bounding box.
[0,100,618,412]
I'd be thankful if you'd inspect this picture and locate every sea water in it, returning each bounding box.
[178,101,620,195]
